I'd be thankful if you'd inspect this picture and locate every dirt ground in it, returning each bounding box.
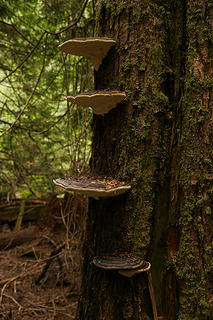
[0,194,87,320]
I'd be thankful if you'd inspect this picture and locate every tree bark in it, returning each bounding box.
[78,0,212,319]
[174,1,213,319]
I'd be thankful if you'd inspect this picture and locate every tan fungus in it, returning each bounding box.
[59,37,116,70]
[65,91,126,115]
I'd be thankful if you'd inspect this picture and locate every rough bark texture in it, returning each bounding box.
[175,1,213,319]
[78,0,213,319]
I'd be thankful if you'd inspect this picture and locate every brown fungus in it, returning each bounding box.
[53,175,131,200]
[59,37,116,70]
[92,254,150,276]
[93,254,158,320]
[65,91,126,115]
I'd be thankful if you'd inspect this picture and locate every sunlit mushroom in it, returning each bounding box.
[53,176,131,200]
[59,37,116,70]
[93,254,158,320]
[65,91,126,115]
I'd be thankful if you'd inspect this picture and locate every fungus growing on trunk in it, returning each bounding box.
[59,37,116,70]
[53,175,131,199]
[65,91,126,115]
[92,254,150,277]
[92,254,158,320]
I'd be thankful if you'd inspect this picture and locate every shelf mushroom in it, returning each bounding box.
[92,254,158,320]
[59,37,116,70]
[65,91,126,115]
[53,175,131,200]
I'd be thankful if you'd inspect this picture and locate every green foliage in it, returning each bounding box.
[0,0,94,198]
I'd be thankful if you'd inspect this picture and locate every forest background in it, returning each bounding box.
[0,2,94,319]
[0,0,94,199]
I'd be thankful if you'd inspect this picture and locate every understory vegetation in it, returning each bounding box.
[0,0,95,198]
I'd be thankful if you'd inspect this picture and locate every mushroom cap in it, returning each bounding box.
[53,176,131,199]
[59,37,116,70]
[92,254,149,270]
[65,91,126,115]
[93,254,151,278]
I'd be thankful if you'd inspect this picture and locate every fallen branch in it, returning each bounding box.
[0,227,38,250]
[0,199,46,222]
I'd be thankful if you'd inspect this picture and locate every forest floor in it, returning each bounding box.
[0,194,87,320]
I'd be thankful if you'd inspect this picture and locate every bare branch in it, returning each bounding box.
[0,119,24,130]
[0,4,39,35]
[0,34,48,137]
[0,20,34,46]
[0,32,46,84]
[43,0,89,35]
[32,109,69,134]
[0,89,20,108]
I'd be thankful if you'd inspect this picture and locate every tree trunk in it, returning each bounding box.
[78,0,212,319]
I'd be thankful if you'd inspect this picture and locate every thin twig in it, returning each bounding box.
[44,0,89,35]
[35,243,65,285]
[0,249,65,287]
[0,34,48,137]
[32,109,69,134]
[2,294,23,311]
[0,20,34,46]
[0,32,46,84]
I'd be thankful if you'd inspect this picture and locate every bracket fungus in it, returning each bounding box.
[93,254,158,320]
[65,91,126,115]
[53,176,131,199]
[92,254,150,277]
[59,37,116,70]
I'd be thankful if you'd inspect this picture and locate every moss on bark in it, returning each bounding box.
[175,1,213,319]
[78,0,213,319]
